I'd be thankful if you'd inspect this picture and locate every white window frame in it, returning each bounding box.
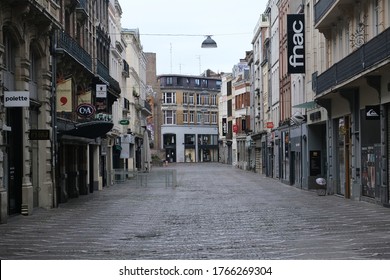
[163,92,176,104]
[211,112,217,124]
[164,110,176,124]
[197,112,202,124]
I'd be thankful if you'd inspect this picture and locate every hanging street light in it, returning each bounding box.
[201,35,217,48]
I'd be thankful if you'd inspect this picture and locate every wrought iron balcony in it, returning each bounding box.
[96,60,121,96]
[123,59,130,78]
[314,0,336,26]
[143,100,152,114]
[314,27,390,96]
[96,60,110,83]
[76,0,88,23]
[57,30,92,72]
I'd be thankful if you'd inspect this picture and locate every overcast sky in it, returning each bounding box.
[119,0,268,76]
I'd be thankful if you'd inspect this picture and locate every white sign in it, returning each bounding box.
[96,84,107,98]
[4,91,30,107]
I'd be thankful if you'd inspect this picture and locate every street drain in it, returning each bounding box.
[134,233,160,239]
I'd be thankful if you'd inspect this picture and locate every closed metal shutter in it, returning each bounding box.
[255,148,261,173]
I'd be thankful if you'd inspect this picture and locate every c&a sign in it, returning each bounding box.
[76,103,96,118]
[287,14,305,74]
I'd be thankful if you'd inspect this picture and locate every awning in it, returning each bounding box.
[58,120,114,139]
[292,101,318,109]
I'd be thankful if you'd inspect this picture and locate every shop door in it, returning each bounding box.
[7,108,23,214]
[337,116,351,198]
[165,148,176,163]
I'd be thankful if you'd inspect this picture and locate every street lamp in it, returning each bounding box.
[201,35,217,48]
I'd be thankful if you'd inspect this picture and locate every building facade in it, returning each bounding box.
[0,0,154,223]
[232,59,253,170]
[0,0,62,222]
[313,0,390,206]
[158,73,221,163]
[218,73,234,165]
[247,0,390,208]
[122,28,152,172]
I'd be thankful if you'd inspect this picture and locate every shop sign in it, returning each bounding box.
[287,14,305,74]
[76,103,95,118]
[266,122,274,129]
[119,119,130,125]
[4,91,30,107]
[29,129,50,140]
[365,105,380,120]
[96,84,107,98]
[57,78,72,112]
[222,118,227,136]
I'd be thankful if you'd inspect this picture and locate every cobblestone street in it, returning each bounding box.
[1,163,390,260]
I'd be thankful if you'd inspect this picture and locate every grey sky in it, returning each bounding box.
[119,0,267,75]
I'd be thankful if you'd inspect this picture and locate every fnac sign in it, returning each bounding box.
[287,14,305,74]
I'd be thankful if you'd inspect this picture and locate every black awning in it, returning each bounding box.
[58,120,113,139]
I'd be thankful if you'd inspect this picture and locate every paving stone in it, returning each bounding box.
[1,163,390,260]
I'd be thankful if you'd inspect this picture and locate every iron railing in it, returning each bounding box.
[314,0,337,25]
[57,30,92,72]
[315,27,390,95]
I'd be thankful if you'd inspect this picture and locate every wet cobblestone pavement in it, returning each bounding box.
[1,163,390,260]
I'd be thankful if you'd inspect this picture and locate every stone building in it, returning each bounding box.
[313,0,390,206]
[0,0,62,222]
[158,72,221,163]
[0,0,132,223]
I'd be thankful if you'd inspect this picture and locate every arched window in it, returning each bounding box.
[3,30,16,90]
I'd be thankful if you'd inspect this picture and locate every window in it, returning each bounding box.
[4,33,16,73]
[197,112,202,124]
[163,92,176,104]
[183,110,188,123]
[216,80,222,89]
[189,93,194,105]
[166,77,173,85]
[211,112,217,124]
[189,111,194,123]
[184,134,195,145]
[196,93,201,105]
[202,79,208,87]
[183,92,188,104]
[204,95,210,106]
[194,79,201,87]
[210,94,217,106]
[163,110,176,124]
[203,113,210,123]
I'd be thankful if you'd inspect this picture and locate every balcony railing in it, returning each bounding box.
[97,60,121,96]
[122,59,130,77]
[143,100,152,113]
[314,0,337,25]
[97,59,110,82]
[34,0,61,21]
[314,27,390,96]
[76,0,88,22]
[57,30,92,72]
